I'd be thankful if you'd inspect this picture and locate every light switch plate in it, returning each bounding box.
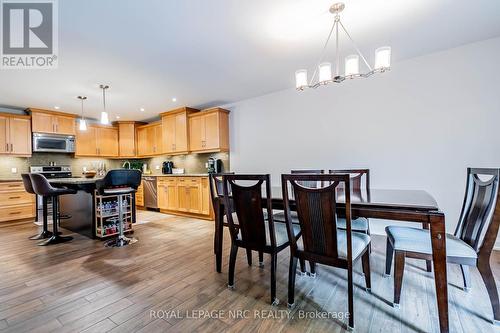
[11,167,17,174]
[155,165,160,170]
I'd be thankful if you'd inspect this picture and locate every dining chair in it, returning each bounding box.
[273,169,324,275]
[282,173,371,330]
[221,174,301,305]
[209,173,265,268]
[385,168,500,324]
[328,169,371,234]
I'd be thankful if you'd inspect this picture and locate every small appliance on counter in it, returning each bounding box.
[162,161,174,174]
[172,168,184,174]
[207,157,223,173]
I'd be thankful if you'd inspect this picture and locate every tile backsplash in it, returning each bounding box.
[0,152,230,179]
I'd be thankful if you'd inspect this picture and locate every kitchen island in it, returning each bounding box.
[49,177,137,239]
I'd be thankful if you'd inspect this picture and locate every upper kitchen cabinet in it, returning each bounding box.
[116,121,145,157]
[0,113,32,157]
[28,109,77,136]
[136,122,163,157]
[188,108,229,153]
[160,107,198,155]
[76,124,119,157]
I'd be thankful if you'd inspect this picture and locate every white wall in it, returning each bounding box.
[226,37,500,239]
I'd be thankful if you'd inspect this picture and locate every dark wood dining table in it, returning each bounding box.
[213,187,449,333]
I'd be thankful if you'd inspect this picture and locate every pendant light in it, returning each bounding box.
[295,2,391,90]
[99,84,110,125]
[77,96,87,131]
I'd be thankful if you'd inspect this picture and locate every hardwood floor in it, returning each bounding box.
[1,212,499,333]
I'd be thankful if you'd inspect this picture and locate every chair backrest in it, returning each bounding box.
[291,169,324,188]
[209,172,235,201]
[21,173,35,195]
[221,174,276,248]
[329,169,370,199]
[454,168,500,254]
[95,169,142,195]
[29,173,55,196]
[282,173,352,261]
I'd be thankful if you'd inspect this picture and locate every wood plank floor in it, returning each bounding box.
[1,212,500,333]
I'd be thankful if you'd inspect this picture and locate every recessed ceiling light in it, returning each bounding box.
[116,115,120,119]
[172,97,177,102]
[140,108,145,112]
[54,106,60,110]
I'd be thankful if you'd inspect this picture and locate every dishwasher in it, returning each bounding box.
[142,176,158,210]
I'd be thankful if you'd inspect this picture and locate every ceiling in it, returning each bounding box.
[1,0,500,121]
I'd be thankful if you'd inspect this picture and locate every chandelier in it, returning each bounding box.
[295,2,391,90]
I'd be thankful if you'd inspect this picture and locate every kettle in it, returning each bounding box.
[162,161,174,174]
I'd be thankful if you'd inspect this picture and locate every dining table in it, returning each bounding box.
[213,186,449,333]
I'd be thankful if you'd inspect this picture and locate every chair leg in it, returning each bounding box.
[299,258,306,275]
[460,265,471,291]
[30,196,53,240]
[309,261,316,277]
[288,255,298,308]
[393,250,405,307]
[347,263,354,329]
[228,244,238,289]
[422,223,432,272]
[477,258,500,324]
[259,251,264,267]
[246,248,252,266]
[361,250,371,291]
[385,238,394,276]
[270,252,279,305]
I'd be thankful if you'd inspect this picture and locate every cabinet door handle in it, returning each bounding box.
[9,196,21,199]
[10,143,13,152]
[9,211,21,215]
[6,143,9,152]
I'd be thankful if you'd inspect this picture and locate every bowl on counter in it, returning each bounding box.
[82,170,97,178]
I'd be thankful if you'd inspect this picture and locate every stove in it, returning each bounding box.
[30,165,72,179]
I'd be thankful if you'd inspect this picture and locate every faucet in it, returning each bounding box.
[122,161,131,169]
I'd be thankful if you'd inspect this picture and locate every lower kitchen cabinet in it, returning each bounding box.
[157,176,212,219]
[135,181,144,207]
[0,181,36,223]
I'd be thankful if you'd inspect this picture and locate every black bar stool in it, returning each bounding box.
[95,169,142,248]
[29,173,77,246]
[22,174,53,240]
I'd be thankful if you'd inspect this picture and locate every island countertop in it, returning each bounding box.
[49,177,103,185]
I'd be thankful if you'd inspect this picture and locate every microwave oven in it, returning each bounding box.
[32,133,75,153]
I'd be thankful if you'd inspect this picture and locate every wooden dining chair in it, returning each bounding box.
[385,168,500,324]
[282,173,371,330]
[221,174,301,305]
[209,173,263,268]
[329,169,371,234]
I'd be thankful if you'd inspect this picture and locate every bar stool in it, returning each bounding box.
[95,169,142,248]
[22,174,53,240]
[29,173,77,246]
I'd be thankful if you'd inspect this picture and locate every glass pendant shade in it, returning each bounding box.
[318,62,332,83]
[375,46,391,69]
[295,69,308,89]
[345,55,359,76]
[100,111,109,125]
[79,118,87,131]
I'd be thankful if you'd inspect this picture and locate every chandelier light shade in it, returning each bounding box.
[295,2,391,90]
[318,62,332,83]
[345,55,359,76]
[77,96,87,131]
[375,46,392,69]
[99,84,110,125]
[295,69,308,89]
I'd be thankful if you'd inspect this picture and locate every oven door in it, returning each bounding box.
[33,133,75,153]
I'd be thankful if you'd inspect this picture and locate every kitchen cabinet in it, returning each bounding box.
[117,121,144,157]
[0,113,32,157]
[157,176,212,219]
[188,108,229,153]
[0,181,35,223]
[136,122,162,156]
[136,181,144,206]
[161,107,198,155]
[29,109,76,135]
[75,124,119,157]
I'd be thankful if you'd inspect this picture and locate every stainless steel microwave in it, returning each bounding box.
[32,133,75,153]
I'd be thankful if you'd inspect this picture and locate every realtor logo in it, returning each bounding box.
[1,0,58,69]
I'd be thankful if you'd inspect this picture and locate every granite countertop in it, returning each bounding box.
[49,177,103,184]
[0,178,22,182]
[143,174,209,177]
